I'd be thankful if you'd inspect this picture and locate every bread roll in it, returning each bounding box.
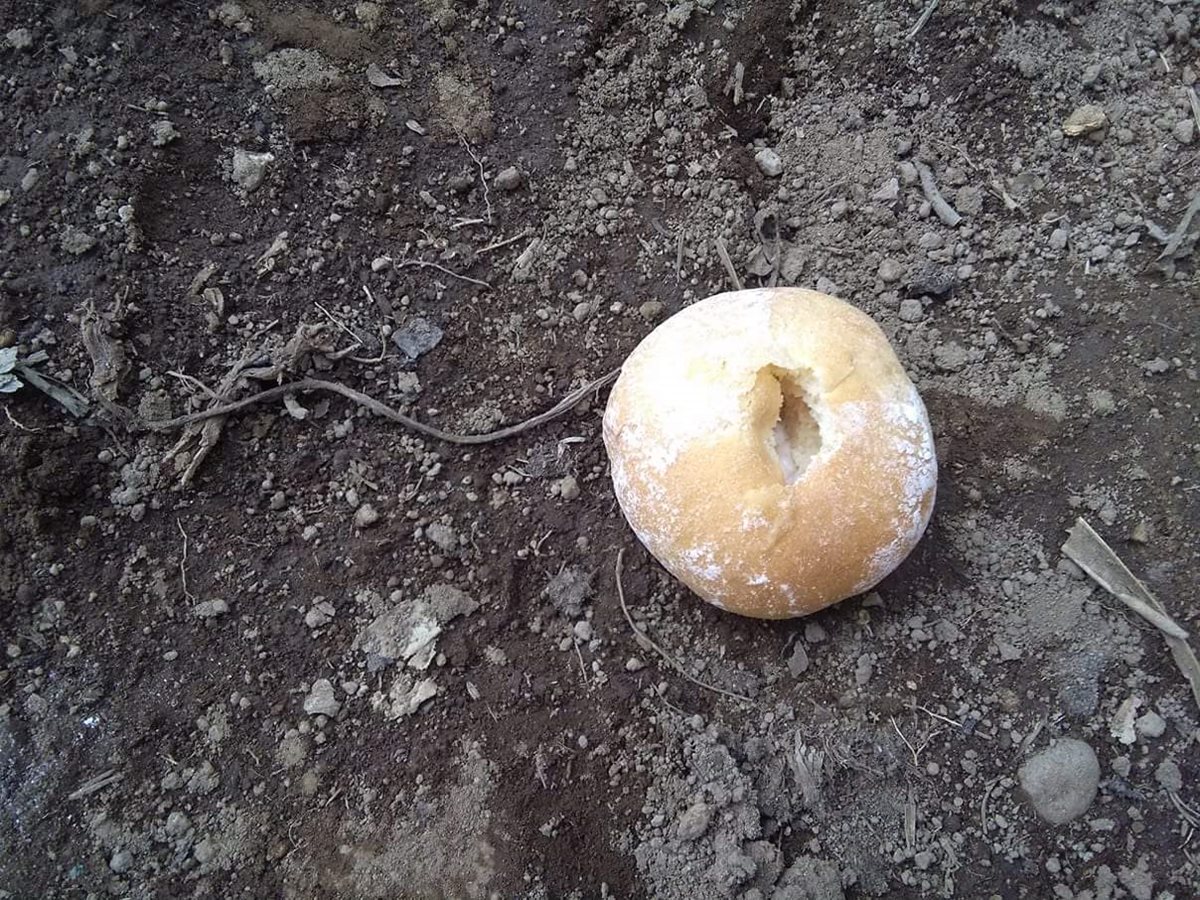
[603,288,936,619]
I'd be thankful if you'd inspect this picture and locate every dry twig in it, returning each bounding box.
[68,769,123,800]
[177,518,195,601]
[614,549,752,704]
[396,258,491,289]
[147,369,620,446]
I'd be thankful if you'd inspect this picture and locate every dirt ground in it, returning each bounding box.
[2,0,1199,897]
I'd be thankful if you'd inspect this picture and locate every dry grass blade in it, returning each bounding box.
[906,0,939,41]
[714,237,743,291]
[1063,517,1200,711]
[614,549,753,704]
[1156,188,1200,261]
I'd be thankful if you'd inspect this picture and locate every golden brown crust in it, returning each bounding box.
[603,288,937,619]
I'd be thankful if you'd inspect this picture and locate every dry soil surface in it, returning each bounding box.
[1,1,1199,898]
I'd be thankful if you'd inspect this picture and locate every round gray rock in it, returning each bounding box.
[1018,739,1100,825]
[755,148,783,177]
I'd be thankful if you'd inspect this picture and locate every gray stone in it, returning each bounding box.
[392,317,444,361]
[192,598,229,619]
[1172,119,1195,145]
[356,585,478,671]
[1018,738,1100,824]
[303,678,341,717]
[932,341,968,372]
[354,504,380,529]
[871,178,899,202]
[556,475,580,501]
[231,149,274,192]
[109,848,134,873]
[6,27,33,50]
[639,300,664,321]
[425,522,458,553]
[804,623,827,643]
[898,298,924,322]
[60,227,96,256]
[676,801,712,840]
[954,185,984,217]
[165,811,191,837]
[878,258,904,283]
[755,148,783,177]
[149,120,180,147]
[494,166,523,191]
[787,642,810,677]
[1155,759,1182,792]
[1135,710,1166,739]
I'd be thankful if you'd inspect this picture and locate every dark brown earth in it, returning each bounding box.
[2,1,1198,898]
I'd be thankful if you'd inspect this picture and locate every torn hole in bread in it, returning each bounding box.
[760,365,823,484]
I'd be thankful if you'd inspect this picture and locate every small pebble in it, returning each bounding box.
[494,166,523,191]
[1135,710,1166,739]
[354,504,380,528]
[556,475,580,501]
[755,148,783,177]
[898,298,924,322]
[303,679,341,717]
[878,258,903,283]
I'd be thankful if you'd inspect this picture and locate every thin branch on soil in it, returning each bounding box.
[714,237,743,291]
[613,549,753,704]
[1063,517,1200,711]
[477,229,534,255]
[315,302,365,346]
[979,776,1003,834]
[145,369,620,445]
[167,370,220,401]
[177,518,195,601]
[906,0,939,41]
[572,637,590,685]
[348,328,390,365]
[1188,87,1200,136]
[915,162,962,227]
[911,703,963,729]
[395,258,491,289]
[460,135,493,225]
[810,178,848,207]
[890,716,921,767]
[3,406,40,432]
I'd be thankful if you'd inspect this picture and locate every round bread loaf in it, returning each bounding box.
[603,288,937,619]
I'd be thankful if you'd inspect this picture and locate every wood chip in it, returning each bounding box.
[1062,517,1200,712]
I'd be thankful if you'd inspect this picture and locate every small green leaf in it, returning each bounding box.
[0,372,20,393]
[0,346,17,374]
